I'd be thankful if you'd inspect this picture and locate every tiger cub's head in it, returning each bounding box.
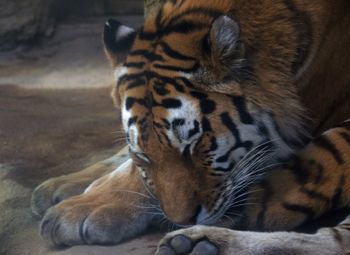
[103,1,310,226]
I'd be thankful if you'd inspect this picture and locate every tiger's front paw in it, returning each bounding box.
[31,175,94,218]
[31,149,129,217]
[39,158,158,246]
[156,226,231,255]
[40,195,150,246]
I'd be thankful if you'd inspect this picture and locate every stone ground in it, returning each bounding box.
[0,16,163,255]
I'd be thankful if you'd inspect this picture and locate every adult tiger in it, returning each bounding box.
[31,0,350,254]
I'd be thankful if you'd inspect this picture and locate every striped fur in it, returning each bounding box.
[32,0,350,253]
[157,122,350,254]
[104,0,315,225]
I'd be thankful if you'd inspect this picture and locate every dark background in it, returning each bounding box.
[0,0,143,51]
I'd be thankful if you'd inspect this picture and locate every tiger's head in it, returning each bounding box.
[103,1,310,226]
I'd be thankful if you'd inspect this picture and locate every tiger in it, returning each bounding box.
[31,0,350,254]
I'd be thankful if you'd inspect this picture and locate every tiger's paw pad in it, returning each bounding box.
[156,234,219,255]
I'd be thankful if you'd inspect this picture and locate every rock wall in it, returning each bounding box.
[0,0,55,50]
[0,0,143,51]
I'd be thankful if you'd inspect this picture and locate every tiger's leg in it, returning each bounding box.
[157,223,350,255]
[31,146,129,217]
[39,156,161,246]
[156,121,350,255]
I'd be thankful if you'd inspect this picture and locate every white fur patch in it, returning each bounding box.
[121,102,132,131]
[114,66,128,81]
[116,25,134,40]
[165,96,202,153]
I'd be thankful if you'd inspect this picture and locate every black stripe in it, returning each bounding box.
[270,113,309,150]
[282,0,313,74]
[166,8,223,27]
[140,117,149,143]
[215,147,236,163]
[153,62,199,73]
[128,116,138,127]
[299,187,330,204]
[125,97,136,110]
[202,32,211,55]
[314,135,344,164]
[160,131,173,148]
[177,77,195,88]
[339,131,350,147]
[257,120,270,137]
[200,98,216,114]
[161,118,171,129]
[162,21,208,35]
[125,97,149,110]
[153,82,170,96]
[161,98,182,109]
[160,42,196,61]
[209,137,218,151]
[308,160,325,185]
[283,203,315,220]
[172,118,185,128]
[129,50,164,62]
[140,21,209,40]
[221,112,254,151]
[124,62,145,69]
[138,29,158,41]
[289,156,309,185]
[154,129,165,146]
[188,120,200,139]
[182,144,191,160]
[119,71,185,93]
[231,96,254,125]
[153,121,164,129]
[156,76,185,93]
[190,91,208,99]
[155,6,163,31]
[202,117,212,132]
[127,79,146,90]
[118,72,146,86]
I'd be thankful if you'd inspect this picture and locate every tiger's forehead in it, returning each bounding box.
[115,0,233,153]
[117,64,203,154]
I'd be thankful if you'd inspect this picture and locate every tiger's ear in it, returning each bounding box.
[103,19,137,67]
[209,15,247,78]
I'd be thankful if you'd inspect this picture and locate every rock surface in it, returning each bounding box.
[0,16,164,255]
[0,0,143,51]
[0,0,55,50]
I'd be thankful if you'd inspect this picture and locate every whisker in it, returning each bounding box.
[137,174,157,199]
[115,189,152,199]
